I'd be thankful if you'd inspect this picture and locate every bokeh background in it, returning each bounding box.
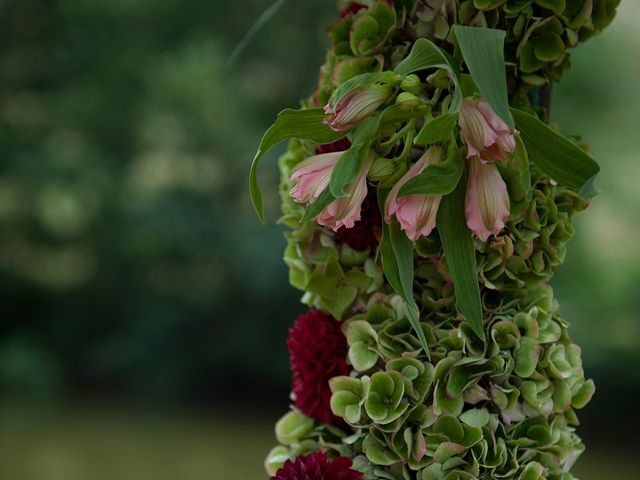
[0,1,638,479]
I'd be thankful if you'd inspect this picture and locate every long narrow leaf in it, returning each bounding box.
[511,108,600,198]
[437,176,485,340]
[378,192,430,357]
[300,187,336,222]
[330,115,381,198]
[453,26,513,128]
[399,150,464,197]
[414,112,459,145]
[250,108,347,222]
[379,221,404,301]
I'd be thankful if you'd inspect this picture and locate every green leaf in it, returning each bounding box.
[398,149,464,197]
[275,410,314,446]
[378,196,430,357]
[393,38,462,111]
[453,26,513,128]
[250,108,347,222]
[330,115,381,198]
[511,108,600,198]
[437,175,485,340]
[459,408,490,428]
[300,187,335,222]
[534,32,565,62]
[414,112,458,145]
[535,0,566,15]
[380,104,428,126]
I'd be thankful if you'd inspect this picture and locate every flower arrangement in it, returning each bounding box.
[250,1,618,479]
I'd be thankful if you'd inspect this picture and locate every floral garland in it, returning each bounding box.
[250,1,619,479]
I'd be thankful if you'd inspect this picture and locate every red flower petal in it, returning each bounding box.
[271,452,362,480]
[287,311,350,425]
[334,190,381,251]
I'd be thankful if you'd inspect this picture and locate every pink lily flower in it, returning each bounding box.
[317,154,374,231]
[465,157,510,242]
[324,85,392,132]
[289,151,345,204]
[458,98,518,163]
[385,147,443,240]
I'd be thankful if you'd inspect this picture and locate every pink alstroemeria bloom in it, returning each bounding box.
[324,85,392,132]
[385,147,443,241]
[317,154,373,231]
[289,151,344,204]
[465,157,510,242]
[458,98,518,163]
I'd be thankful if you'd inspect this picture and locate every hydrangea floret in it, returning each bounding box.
[250,1,618,479]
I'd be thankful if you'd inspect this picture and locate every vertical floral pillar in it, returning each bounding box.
[251,1,619,479]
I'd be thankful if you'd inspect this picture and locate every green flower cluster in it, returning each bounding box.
[270,286,594,479]
[261,1,617,479]
[318,0,619,107]
[408,0,619,81]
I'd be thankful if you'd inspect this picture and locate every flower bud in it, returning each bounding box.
[427,69,451,89]
[368,157,395,181]
[465,157,510,242]
[400,74,422,95]
[458,98,518,163]
[289,151,344,204]
[385,147,444,240]
[324,85,392,131]
[395,92,422,111]
[317,154,374,231]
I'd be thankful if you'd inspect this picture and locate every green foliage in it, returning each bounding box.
[436,176,485,340]
[512,108,601,198]
[380,215,429,354]
[453,26,513,128]
[399,148,464,196]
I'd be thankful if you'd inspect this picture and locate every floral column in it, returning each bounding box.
[250,1,619,479]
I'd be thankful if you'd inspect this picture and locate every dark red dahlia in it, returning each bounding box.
[288,310,350,425]
[334,190,381,251]
[271,452,362,480]
[315,138,351,155]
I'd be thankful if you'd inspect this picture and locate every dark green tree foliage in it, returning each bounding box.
[0,0,337,400]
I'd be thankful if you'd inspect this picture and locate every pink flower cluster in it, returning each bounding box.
[289,146,373,232]
[385,99,517,242]
[289,96,517,244]
[385,98,517,242]
[459,98,517,241]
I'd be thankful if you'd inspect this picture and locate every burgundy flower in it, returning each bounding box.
[334,189,381,251]
[288,311,350,425]
[315,138,352,155]
[271,452,362,480]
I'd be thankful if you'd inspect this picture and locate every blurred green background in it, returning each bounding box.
[0,0,638,478]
